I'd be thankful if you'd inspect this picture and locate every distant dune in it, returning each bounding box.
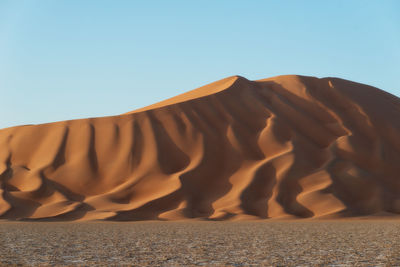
[1,75,400,221]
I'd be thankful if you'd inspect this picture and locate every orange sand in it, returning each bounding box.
[1,75,400,221]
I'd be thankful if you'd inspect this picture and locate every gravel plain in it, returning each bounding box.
[0,220,399,266]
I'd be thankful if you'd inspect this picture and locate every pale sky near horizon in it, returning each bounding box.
[0,0,399,129]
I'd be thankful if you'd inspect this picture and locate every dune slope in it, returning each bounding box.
[1,75,400,221]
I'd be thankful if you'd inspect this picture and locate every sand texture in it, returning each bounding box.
[1,75,400,221]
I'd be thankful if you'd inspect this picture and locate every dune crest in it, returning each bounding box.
[1,75,400,221]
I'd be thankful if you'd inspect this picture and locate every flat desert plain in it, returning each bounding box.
[1,220,400,266]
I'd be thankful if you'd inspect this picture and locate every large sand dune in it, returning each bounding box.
[1,75,400,221]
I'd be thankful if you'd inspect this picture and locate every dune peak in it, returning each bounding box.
[127,75,248,114]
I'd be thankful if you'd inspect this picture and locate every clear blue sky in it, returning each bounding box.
[1,1,399,129]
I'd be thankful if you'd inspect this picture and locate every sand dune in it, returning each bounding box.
[1,75,400,221]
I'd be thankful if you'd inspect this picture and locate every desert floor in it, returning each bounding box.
[0,220,399,266]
